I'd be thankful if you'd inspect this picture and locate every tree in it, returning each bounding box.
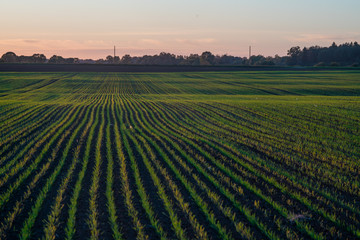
[200,51,215,65]
[249,55,274,65]
[157,52,176,65]
[287,46,301,58]
[287,46,301,65]
[114,56,120,64]
[32,54,47,63]
[185,54,200,65]
[48,55,65,64]
[106,55,114,64]
[18,55,32,63]
[65,58,79,64]
[330,42,337,48]
[121,54,132,64]
[216,54,243,65]
[1,52,18,63]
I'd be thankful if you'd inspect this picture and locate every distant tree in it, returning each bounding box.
[273,54,287,65]
[138,55,149,65]
[185,54,200,65]
[131,57,141,64]
[106,55,114,64]
[249,55,264,65]
[287,46,301,65]
[200,51,215,65]
[287,46,301,57]
[95,59,106,64]
[157,52,177,65]
[48,55,65,64]
[0,52,46,63]
[114,56,120,64]
[18,55,32,63]
[79,59,95,64]
[3,42,359,67]
[307,46,321,65]
[1,52,18,63]
[176,55,185,64]
[263,56,275,65]
[121,54,132,64]
[215,54,242,65]
[32,54,47,63]
[286,42,360,66]
[64,58,79,64]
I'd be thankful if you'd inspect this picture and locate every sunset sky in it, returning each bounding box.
[1,0,360,59]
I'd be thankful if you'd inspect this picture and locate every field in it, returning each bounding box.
[0,70,359,240]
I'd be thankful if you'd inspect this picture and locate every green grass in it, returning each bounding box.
[0,71,359,240]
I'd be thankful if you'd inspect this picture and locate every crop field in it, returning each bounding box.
[0,71,359,240]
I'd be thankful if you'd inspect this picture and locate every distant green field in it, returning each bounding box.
[0,71,359,240]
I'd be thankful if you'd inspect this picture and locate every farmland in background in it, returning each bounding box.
[0,71,359,240]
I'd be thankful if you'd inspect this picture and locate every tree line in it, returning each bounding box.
[1,42,359,66]
[287,42,360,66]
[0,52,79,64]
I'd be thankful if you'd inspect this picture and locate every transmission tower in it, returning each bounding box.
[249,46,251,60]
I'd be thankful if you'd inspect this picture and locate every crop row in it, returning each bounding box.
[0,72,359,239]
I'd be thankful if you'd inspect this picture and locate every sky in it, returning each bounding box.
[1,0,360,59]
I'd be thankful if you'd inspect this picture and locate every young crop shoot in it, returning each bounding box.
[0,71,359,239]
